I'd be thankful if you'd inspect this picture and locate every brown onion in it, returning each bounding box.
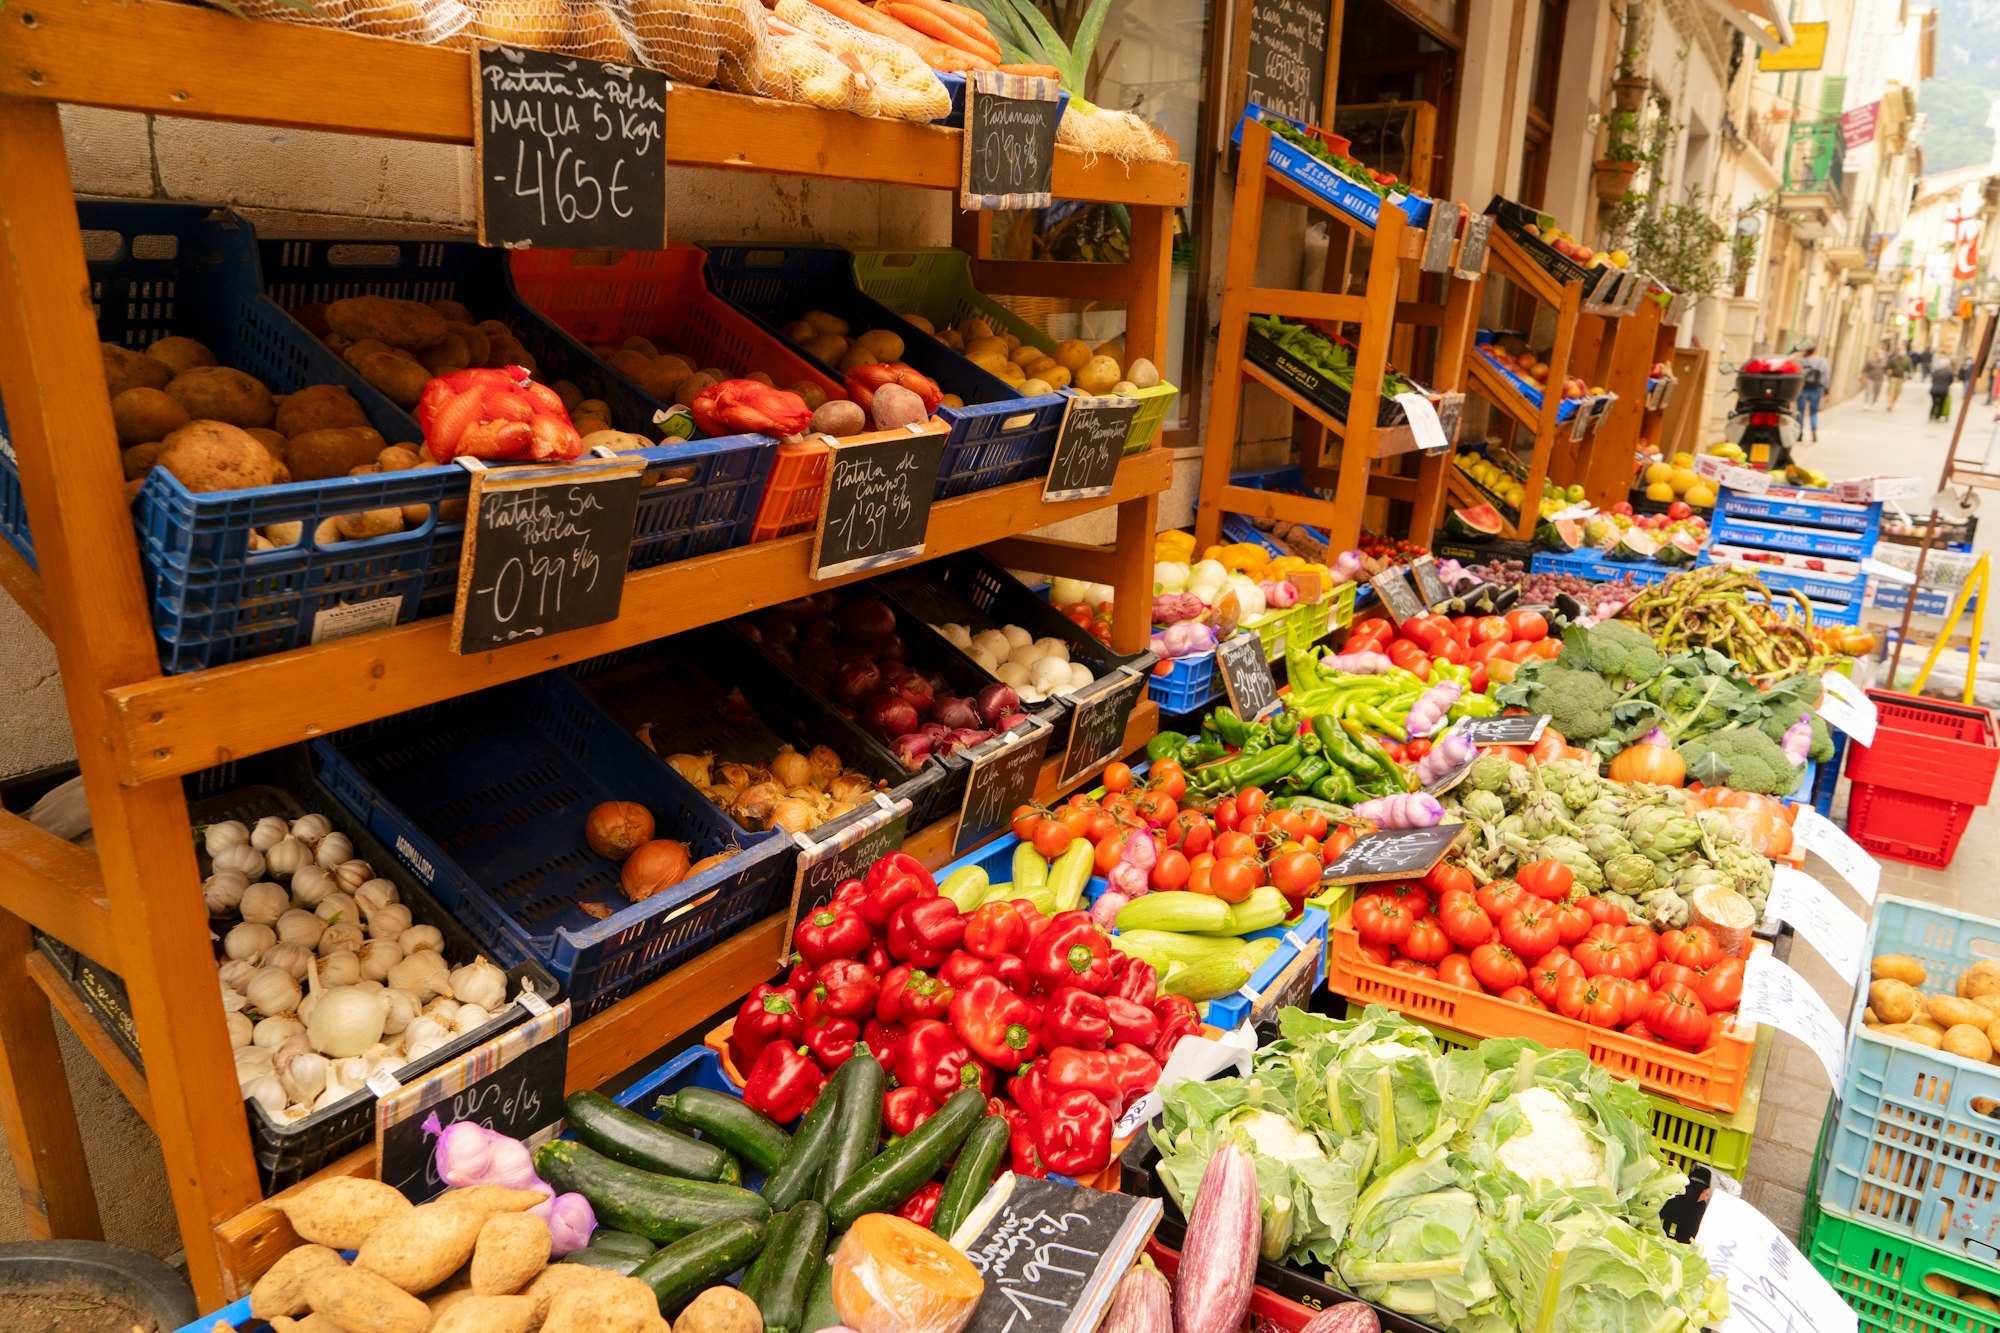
[731,781,783,827]
[806,745,842,787]
[828,771,876,804]
[585,801,655,861]
[770,799,819,835]
[620,839,691,902]
[689,850,735,875]
[769,748,813,790]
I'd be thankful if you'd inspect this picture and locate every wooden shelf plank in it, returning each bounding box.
[26,951,152,1129]
[1258,167,1425,261]
[0,0,1187,206]
[1468,357,1553,436]
[1240,361,1428,459]
[101,448,1172,787]
[0,812,115,964]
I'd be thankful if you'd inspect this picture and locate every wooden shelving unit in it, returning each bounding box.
[1193,117,1482,557]
[0,0,1187,1304]
[1555,289,1672,511]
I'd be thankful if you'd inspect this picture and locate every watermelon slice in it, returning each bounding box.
[1443,504,1505,539]
[1653,533,1702,566]
[1536,517,1585,552]
[1608,529,1659,561]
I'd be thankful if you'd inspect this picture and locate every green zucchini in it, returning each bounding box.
[1012,841,1048,891]
[801,1249,839,1333]
[656,1086,791,1174]
[566,1090,740,1183]
[631,1218,769,1315]
[556,1246,643,1274]
[824,1089,987,1230]
[587,1229,658,1258]
[742,1200,828,1333]
[762,1076,841,1212]
[932,1114,1010,1240]
[534,1140,769,1244]
[815,1053,884,1208]
[1046,839,1096,913]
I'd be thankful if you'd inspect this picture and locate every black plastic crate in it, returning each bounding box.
[1484,196,1624,303]
[1428,535,1537,568]
[1243,323,1426,428]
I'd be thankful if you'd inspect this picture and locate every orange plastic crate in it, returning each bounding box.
[1326,911,1757,1113]
[751,439,830,542]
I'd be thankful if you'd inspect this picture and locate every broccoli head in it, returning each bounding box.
[1677,727,1801,796]
[1757,708,1833,763]
[1532,665,1619,741]
[1562,620,1664,685]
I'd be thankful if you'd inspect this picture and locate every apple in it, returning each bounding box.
[1668,501,1692,520]
[1516,352,1536,372]
[1531,362,1550,383]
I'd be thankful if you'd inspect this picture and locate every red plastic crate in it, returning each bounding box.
[1845,690,1999,806]
[750,439,829,542]
[1845,780,1978,868]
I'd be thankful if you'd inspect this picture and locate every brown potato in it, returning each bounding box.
[325,295,449,350]
[146,335,217,376]
[486,332,536,373]
[1946,1024,1995,1062]
[251,1244,345,1320]
[352,352,430,411]
[288,427,390,482]
[417,333,472,377]
[521,1265,623,1325]
[1870,979,1920,1025]
[274,1177,413,1250]
[1872,955,1928,986]
[430,1294,538,1333]
[275,384,370,438]
[677,1284,761,1333]
[620,336,660,358]
[1931,995,1989,1029]
[469,0,577,49]
[155,421,278,494]
[580,430,652,454]
[166,366,277,429]
[450,322,493,369]
[302,1266,430,1333]
[810,399,866,437]
[674,371,719,407]
[122,442,163,481]
[550,379,583,412]
[1963,960,2000,1000]
[248,428,290,461]
[431,298,475,325]
[102,342,173,396]
[112,387,191,446]
[1879,1022,1944,1049]
[377,445,423,472]
[263,520,304,548]
[470,1212,550,1295]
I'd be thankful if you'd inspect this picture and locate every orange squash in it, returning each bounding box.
[1609,740,1686,787]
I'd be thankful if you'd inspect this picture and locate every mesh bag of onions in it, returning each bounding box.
[604,0,766,87]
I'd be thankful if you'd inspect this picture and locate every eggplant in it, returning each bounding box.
[1174,1144,1259,1333]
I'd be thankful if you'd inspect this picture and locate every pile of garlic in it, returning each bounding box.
[933,623,1094,704]
[205,812,521,1123]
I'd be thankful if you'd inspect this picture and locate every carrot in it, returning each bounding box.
[884,0,998,59]
[996,62,1060,79]
[930,45,996,71]
[944,0,990,30]
[899,0,1000,53]
[805,0,957,62]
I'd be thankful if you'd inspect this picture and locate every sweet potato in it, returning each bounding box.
[430,1294,538,1333]
[357,1197,492,1293]
[470,1212,551,1295]
[437,1186,549,1215]
[522,1265,625,1324]
[250,1244,346,1319]
[274,1176,414,1250]
[303,1265,431,1333]
[541,1275,670,1333]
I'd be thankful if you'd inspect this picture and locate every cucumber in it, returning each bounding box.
[762,1074,841,1212]
[656,1086,792,1173]
[557,1246,643,1274]
[801,1250,839,1333]
[1046,839,1096,913]
[588,1229,658,1258]
[824,1088,987,1230]
[932,1114,1010,1240]
[534,1140,770,1244]
[814,1053,883,1208]
[631,1218,769,1315]
[566,1090,740,1183]
[742,1200,828,1333]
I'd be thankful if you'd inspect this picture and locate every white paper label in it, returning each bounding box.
[1790,806,1881,902]
[1765,867,1869,981]
[1112,1022,1257,1134]
[310,595,404,645]
[1696,1191,1857,1333]
[366,1069,403,1098]
[1740,951,1847,1085]
[518,986,552,1017]
[1392,393,1451,450]
[1819,671,1879,746]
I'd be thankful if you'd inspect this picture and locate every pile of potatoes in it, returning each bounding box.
[1864,953,2000,1065]
[777,311,964,409]
[1921,1271,2000,1319]
[245,1175,673,1333]
[593,334,830,416]
[312,295,536,412]
[917,317,1161,401]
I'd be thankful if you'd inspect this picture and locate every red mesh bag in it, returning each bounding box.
[417,365,585,464]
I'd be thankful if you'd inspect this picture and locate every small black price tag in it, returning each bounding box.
[1044,396,1138,502]
[784,797,911,963]
[962,72,1061,211]
[1422,200,1464,274]
[473,45,668,251]
[1453,713,1550,745]
[1408,554,1450,609]
[1321,823,1465,885]
[1060,668,1144,788]
[811,431,943,580]
[1435,392,1465,446]
[1216,631,1280,721]
[1369,566,1425,624]
[451,455,645,653]
[1454,215,1491,279]
[954,723,1053,857]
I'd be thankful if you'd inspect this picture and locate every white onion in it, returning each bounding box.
[318,921,364,956]
[253,1012,305,1049]
[223,922,275,963]
[971,628,1010,660]
[1001,624,1033,648]
[226,1011,254,1047]
[250,815,291,852]
[1067,661,1094,691]
[262,941,313,981]
[448,956,506,1012]
[265,837,313,878]
[358,939,403,983]
[238,881,288,926]
[290,813,333,847]
[245,966,301,1016]
[315,834,355,870]
[274,910,325,951]
[1031,636,1069,662]
[203,871,249,916]
[306,985,389,1058]
[1006,643,1041,668]
[211,843,265,880]
[334,860,373,891]
[365,902,413,941]
[203,821,249,857]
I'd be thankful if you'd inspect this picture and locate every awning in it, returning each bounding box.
[1700,0,1794,52]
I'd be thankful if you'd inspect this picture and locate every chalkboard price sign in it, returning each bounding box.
[1322,823,1466,885]
[1060,668,1144,787]
[1370,566,1425,624]
[811,431,944,580]
[1453,713,1550,746]
[955,723,1053,857]
[956,1175,1163,1333]
[962,72,1061,210]
[1244,0,1332,127]
[1216,632,1279,721]
[1454,215,1492,280]
[1421,201,1464,274]
[784,797,912,961]
[473,45,669,251]
[1408,554,1450,609]
[1044,396,1138,503]
[451,456,645,654]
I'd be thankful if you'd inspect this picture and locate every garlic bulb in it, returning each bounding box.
[245,966,302,1016]
[318,921,364,956]
[365,903,413,941]
[204,820,250,857]
[290,813,332,847]
[277,1047,328,1105]
[220,983,248,1016]
[314,892,358,925]
[398,925,444,955]
[334,859,374,891]
[253,1012,305,1049]
[223,922,276,964]
[203,871,249,916]
[211,843,265,880]
[388,951,451,1001]
[448,957,507,1012]
[315,833,355,870]
[275,910,326,951]
[452,1003,492,1034]
[261,941,313,982]
[226,1011,254,1048]
[238,881,288,926]
[306,985,390,1058]
[358,939,403,983]
[242,1074,287,1116]
[423,996,461,1026]
[265,837,313,878]
[217,958,257,992]
[251,815,291,852]
[355,878,400,915]
[316,1059,364,1110]
[234,1045,273,1079]
[317,950,362,987]
[400,1015,451,1062]
[382,988,420,1036]
[289,864,337,908]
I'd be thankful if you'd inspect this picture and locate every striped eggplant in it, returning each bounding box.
[1300,1303,1382,1333]
[1173,1142,1259,1333]
[1099,1256,1171,1333]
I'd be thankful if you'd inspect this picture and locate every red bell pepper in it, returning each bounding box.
[861,853,937,929]
[795,904,870,968]
[964,901,1029,960]
[803,1016,859,1070]
[990,953,1033,995]
[1008,1056,1051,1117]
[1043,987,1111,1050]
[995,1099,1045,1178]
[1103,996,1160,1050]
[1046,1047,1120,1110]
[784,960,815,994]
[1107,953,1158,1005]
[896,1181,943,1227]
[1107,1042,1162,1104]
[862,938,893,977]
[877,964,953,1024]
[948,975,1041,1073]
[883,1084,938,1136]
[729,983,803,1068]
[887,896,964,969]
[938,949,993,986]
[863,1019,908,1065]
[833,878,869,911]
[812,958,880,1019]
[1150,993,1201,1062]
[1035,1088,1113,1176]
[743,1042,823,1122]
[897,1019,991,1101]
[1028,912,1116,995]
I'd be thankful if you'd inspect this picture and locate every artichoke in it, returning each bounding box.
[1638,888,1691,931]
[1538,835,1605,892]
[1713,843,1774,914]
[1603,852,1659,897]
[1578,795,1634,826]
[1626,807,1702,863]
[1601,890,1644,921]
[1459,789,1507,824]
[1521,790,1579,840]
[1671,865,1731,898]
[1695,808,1748,850]
[1583,823,1636,864]
[1467,753,1517,795]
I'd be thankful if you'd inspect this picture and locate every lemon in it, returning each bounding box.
[1669,467,1700,494]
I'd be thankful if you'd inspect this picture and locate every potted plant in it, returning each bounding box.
[1596,110,1644,203]
[1612,4,1649,113]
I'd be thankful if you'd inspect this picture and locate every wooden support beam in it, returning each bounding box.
[0,923,103,1240]
[0,543,46,636]
[0,812,115,964]
[982,536,1122,583]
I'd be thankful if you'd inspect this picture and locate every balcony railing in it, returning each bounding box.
[1784,119,1846,207]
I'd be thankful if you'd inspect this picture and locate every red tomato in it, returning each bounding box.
[1505,640,1539,663]
[1582,897,1628,927]
[1187,852,1215,896]
[1438,638,1467,665]
[1529,729,1569,764]
[1168,811,1211,855]
[1470,638,1514,666]
[1134,791,1178,828]
[1532,638,1563,660]
[1438,895,1495,950]
[1500,985,1545,1008]
[1505,609,1549,642]
[1210,857,1263,904]
[1057,806,1093,837]
[1574,924,1649,980]
[1213,796,1240,831]
[1085,810,1121,844]
[1477,879,1528,920]
[1470,942,1529,993]
[1388,959,1438,980]
[1695,957,1745,1012]
[1438,953,1477,991]
[1555,973,1624,1027]
[1400,918,1453,964]
[1150,849,1191,892]
[1472,615,1510,644]
[1530,952,1582,1006]
[1661,926,1725,970]
[1359,940,1393,966]
[1554,901,1593,946]
[1148,761,1187,800]
[1381,883,1432,919]
[1103,762,1134,793]
[1468,663,1489,695]
[1499,902,1560,958]
[1425,862,1475,897]
[1646,983,1711,1048]
[1093,833,1128,876]
[1269,850,1323,899]
[1404,618,1448,652]
[1405,738,1434,761]
[1237,787,1270,817]
[1323,823,1359,859]
[1609,975,1651,1024]
[1010,805,1041,840]
[1268,810,1309,844]
[1387,640,1432,677]
[1032,820,1074,858]
[1517,860,1575,902]
[1213,830,1257,861]
[1300,809,1329,842]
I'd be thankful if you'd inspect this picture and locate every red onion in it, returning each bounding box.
[862,694,919,740]
[838,598,897,638]
[774,592,835,619]
[893,674,935,714]
[928,695,982,731]
[832,660,884,707]
[973,682,1020,728]
[756,613,797,647]
[739,621,765,646]
[919,722,952,739]
[935,728,994,758]
[996,712,1031,730]
[867,632,907,662]
[797,616,840,648]
[890,733,932,768]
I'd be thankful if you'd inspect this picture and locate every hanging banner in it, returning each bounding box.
[1839,102,1879,150]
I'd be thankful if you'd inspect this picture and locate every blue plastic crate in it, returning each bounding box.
[1474,337,1580,422]
[1697,552,1863,605]
[1812,729,1846,817]
[0,404,27,566]
[701,245,1066,499]
[1778,760,1817,808]
[1149,651,1224,713]
[1233,105,1433,231]
[1820,896,2000,1256]
[1718,489,1879,533]
[1529,548,1680,585]
[1712,515,1873,560]
[313,671,792,1019]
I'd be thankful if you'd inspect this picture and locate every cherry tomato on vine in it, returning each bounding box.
[1187,852,1215,896]
[1149,761,1187,800]
[1134,791,1178,827]
[1150,849,1191,892]
[1031,820,1074,859]
[1057,806,1092,837]
[1169,811,1212,856]
[1093,834,1128,876]
[1210,857,1263,904]
[1237,787,1269,817]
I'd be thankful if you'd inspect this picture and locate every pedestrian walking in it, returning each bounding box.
[1931,359,1957,420]
[1796,344,1831,440]
[1862,350,1887,405]
[1888,347,1912,409]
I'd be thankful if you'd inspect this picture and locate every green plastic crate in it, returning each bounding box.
[851,248,1177,455]
[1340,1001,1766,1178]
[1330,580,1359,629]
[1806,1189,2000,1333]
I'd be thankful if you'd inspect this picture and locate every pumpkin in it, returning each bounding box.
[1684,787,1793,856]
[1609,739,1686,787]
